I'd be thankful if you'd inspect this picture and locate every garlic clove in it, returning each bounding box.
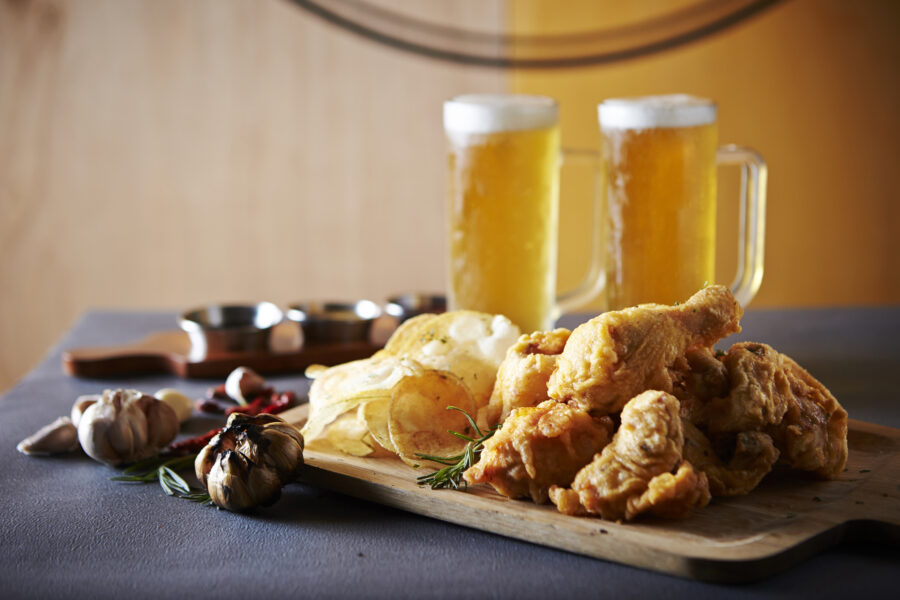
[194,440,219,488]
[153,388,193,423]
[71,395,100,427]
[105,403,145,463]
[209,451,254,511]
[141,396,179,448]
[17,416,80,456]
[246,461,284,507]
[224,366,267,405]
[258,428,305,476]
[78,400,120,465]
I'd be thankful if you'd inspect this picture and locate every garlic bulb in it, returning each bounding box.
[17,416,80,456]
[195,413,304,512]
[77,389,179,466]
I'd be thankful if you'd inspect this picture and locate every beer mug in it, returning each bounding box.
[443,94,603,332]
[598,94,767,310]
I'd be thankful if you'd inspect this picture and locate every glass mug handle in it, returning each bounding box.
[717,145,768,307]
[555,148,606,317]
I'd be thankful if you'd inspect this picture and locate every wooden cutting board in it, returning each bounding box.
[62,324,382,378]
[281,405,899,583]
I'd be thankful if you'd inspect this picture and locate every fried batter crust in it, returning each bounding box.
[480,329,570,428]
[464,400,613,504]
[681,421,780,496]
[548,286,742,416]
[549,391,710,521]
[703,342,848,479]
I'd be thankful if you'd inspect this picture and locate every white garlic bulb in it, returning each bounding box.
[77,389,179,466]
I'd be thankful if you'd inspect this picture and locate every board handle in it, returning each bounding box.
[62,331,191,377]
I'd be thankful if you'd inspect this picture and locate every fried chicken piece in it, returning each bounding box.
[672,347,731,425]
[703,342,848,479]
[681,420,779,496]
[548,285,742,416]
[549,391,710,521]
[464,400,613,504]
[479,328,571,428]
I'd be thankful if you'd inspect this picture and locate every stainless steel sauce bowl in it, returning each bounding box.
[179,302,284,358]
[286,300,382,345]
[385,293,446,322]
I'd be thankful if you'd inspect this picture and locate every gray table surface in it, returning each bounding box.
[2,308,899,599]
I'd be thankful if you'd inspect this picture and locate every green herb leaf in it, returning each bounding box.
[415,406,498,490]
[110,453,212,506]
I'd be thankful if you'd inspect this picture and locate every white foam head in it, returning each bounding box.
[598,94,716,130]
[444,94,558,136]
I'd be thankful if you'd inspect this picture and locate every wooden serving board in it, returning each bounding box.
[282,405,899,583]
[62,328,381,379]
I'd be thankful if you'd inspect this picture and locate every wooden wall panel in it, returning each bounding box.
[0,0,507,391]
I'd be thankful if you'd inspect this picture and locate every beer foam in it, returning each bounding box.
[444,94,558,135]
[598,94,716,130]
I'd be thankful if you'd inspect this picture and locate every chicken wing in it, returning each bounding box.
[480,328,570,428]
[681,420,779,496]
[549,391,710,521]
[702,342,848,479]
[464,400,613,504]
[548,285,742,415]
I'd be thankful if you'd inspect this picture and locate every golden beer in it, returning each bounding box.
[445,95,560,332]
[599,96,718,309]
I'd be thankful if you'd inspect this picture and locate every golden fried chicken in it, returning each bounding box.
[702,342,848,479]
[479,328,571,428]
[464,400,613,504]
[671,347,731,425]
[549,391,710,521]
[681,421,779,496]
[548,285,742,416]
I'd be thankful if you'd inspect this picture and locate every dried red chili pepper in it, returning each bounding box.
[206,384,229,401]
[164,428,220,457]
[261,391,298,415]
[195,398,225,414]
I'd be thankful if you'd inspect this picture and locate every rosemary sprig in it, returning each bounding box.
[415,406,497,490]
[111,453,212,505]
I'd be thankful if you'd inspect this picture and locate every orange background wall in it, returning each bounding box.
[512,0,899,309]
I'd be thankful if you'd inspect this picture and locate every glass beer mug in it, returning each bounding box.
[443,94,603,333]
[598,94,766,310]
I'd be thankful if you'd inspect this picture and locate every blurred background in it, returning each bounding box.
[1,0,898,393]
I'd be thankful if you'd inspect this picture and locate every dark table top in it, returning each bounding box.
[2,307,899,599]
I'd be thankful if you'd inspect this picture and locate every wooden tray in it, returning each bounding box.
[62,326,381,379]
[282,405,899,583]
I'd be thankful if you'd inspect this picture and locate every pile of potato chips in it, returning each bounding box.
[302,311,520,465]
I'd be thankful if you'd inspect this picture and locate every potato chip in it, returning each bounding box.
[305,310,520,464]
[381,313,439,357]
[361,396,396,454]
[326,412,377,457]
[383,311,520,411]
[304,364,329,380]
[302,355,424,441]
[388,369,478,466]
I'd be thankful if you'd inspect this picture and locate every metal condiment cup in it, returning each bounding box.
[179,302,284,359]
[385,293,446,322]
[286,300,382,345]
